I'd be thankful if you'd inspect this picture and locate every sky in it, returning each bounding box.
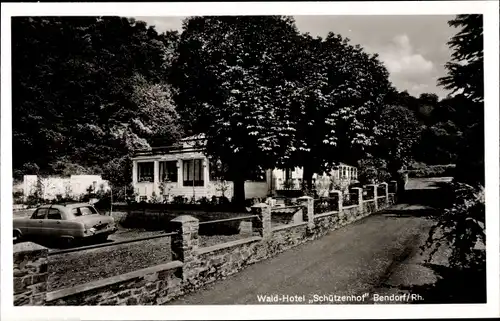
[135,15,457,98]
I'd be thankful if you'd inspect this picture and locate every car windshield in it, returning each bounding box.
[72,206,98,216]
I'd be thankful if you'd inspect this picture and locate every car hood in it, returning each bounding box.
[73,214,114,229]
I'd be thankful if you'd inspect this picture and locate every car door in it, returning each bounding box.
[45,208,64,238]
[28,208,48,237]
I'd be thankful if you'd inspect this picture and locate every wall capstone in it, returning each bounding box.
[251,203,272,240]
[297,196,314,230]
[170,215,199,277]
[13,242,49,306]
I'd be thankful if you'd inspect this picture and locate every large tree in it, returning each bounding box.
[438,14,484,185]
[289,33,393,188]
[373,105,422,177]
[12,17,182,185]
[171,16,303,205]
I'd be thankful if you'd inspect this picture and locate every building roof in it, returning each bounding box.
[133,134,207,158]
[337,162,357,168]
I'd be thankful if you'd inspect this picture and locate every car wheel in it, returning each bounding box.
[95,234,108,243]
[13,230,21,243]
[60,236,75,248]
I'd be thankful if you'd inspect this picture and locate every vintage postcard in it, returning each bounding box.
[1,1,499,320]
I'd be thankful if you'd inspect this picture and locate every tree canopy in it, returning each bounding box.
[12,15,478,201]
[171,16,396,201]
[438,14,484,186]
[12,17,183,186]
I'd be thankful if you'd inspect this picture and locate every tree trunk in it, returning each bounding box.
[302,164,314,192]
[232,171,246,209]
[230,158,246,209]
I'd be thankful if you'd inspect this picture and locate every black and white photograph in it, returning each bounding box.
[1,1,499,320]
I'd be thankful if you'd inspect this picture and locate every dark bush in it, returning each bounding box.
[13,191,24,204]
[172,195,186,205]
[275,189,304,198]
[25,195,41,207]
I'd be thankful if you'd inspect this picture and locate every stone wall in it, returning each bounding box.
[13,242,49,306]
[14,181,397,306]
[47,261,183,305]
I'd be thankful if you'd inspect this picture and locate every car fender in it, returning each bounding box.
[60,221,86,238]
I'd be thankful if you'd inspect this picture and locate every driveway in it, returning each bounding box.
[168,177,455,305]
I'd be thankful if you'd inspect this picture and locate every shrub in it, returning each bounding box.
[149,192,161,204]
[214,180,230,198]
[172,195,185,205]
[198,196,210,206]
[25,195,40,207]
[219,196,230,205]
[422,182,485,269]
[13,191,24,204]
[357,158,391,185]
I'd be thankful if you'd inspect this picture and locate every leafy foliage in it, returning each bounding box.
[12,17,183,186]
[289,33,392,185]
[438,14,484,186]
[438,15,483,104]
[373,105,423,174]
[172,17,394,202]
[422,182,485,269]
[171,16,304,204]
[357,158,391,185]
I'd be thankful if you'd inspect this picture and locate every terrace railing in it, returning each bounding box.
[313,196,339,215]
[342,192,358,207]
[48,232,178,256]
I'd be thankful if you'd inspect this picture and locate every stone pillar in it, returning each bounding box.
[13,242,48,306]
[170,215,199,263]
[251,203,272,240]
[365,184,378,211]
[379,182,389,208]
[350,187,363,213]
[330,190,343,213]
[297,196,314,229]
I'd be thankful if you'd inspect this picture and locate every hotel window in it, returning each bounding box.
[159,161,178,182]
[183,159,204,186]
[137,162,154,182]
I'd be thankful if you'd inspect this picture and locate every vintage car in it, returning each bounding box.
[13,203,117,245]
